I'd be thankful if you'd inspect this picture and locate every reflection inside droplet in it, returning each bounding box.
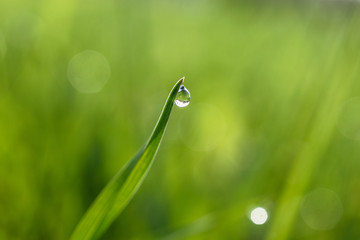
[250,207,268,225]
[175,83,191,107]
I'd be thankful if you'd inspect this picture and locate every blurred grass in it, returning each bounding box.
[1,0,360,239]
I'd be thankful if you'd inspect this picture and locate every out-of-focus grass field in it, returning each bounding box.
[1,0,360,239]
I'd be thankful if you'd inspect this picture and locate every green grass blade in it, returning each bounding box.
[70,78,185,240]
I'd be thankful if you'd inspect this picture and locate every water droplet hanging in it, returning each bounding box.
[175,83,191,107]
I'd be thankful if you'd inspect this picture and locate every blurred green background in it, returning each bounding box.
[1,0,360,239]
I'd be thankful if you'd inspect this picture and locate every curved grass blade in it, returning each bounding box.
[70,78,185,240]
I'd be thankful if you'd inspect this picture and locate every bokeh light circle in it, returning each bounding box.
[250,207,268,225]
[67,50,111,93]
[338,97,360,140]
[300,188,343,231]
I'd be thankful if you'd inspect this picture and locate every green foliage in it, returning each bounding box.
[71,79,184,240]
[1,1,360,240]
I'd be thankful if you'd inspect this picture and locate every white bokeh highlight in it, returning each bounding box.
[250,207,268,225]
